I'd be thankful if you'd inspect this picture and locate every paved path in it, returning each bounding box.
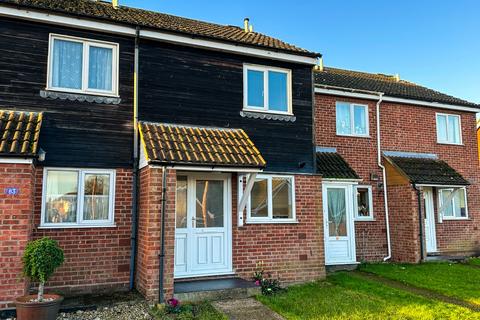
[213,298,284,320]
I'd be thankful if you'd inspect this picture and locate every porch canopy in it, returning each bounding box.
[0,109,43,158]
[316,148,360,180]
[383,152,469,187]
[138,121,266,226]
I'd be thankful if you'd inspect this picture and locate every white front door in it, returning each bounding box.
[423,187,437,253]
[323,183,356,265]
[174,173,232,278]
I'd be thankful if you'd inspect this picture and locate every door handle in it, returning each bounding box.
[191,217,196,228]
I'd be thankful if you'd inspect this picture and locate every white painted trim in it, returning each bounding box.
[245,174,296,224]
[322,178,361,183]
[435,113,463,145]
[315,87,480,113]
[335,101,370,137]
[0,158,33,164]
[243,64,293,114]
[40,167,116,228]
[0,6,317,65]
[47,33,119,96]
[415,184,468,188]
[353,185,374,221]
[150,164,263,173]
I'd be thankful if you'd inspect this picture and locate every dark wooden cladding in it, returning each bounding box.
[138,40,314,173]
[0,17,134,168]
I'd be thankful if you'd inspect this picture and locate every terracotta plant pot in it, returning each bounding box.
[15,294,63,320]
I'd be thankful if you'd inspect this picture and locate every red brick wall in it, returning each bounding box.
[31,168,133,296]
[233,174,325,284]
[0,163,35,309]
[314,95,388,261]
[135,166,176,301]
[387,184,422,263]
[381,101,480,255]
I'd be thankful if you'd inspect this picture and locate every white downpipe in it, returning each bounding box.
[375,93,392,261]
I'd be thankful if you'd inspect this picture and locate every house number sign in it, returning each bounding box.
[4,187,19,196]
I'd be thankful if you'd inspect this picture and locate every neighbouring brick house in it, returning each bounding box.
[314,67,480,264]
[0,0,324,309]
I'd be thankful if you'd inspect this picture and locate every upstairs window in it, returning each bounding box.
[436,113,461,145]
[48,34,119,96]
[438,188,468,219]
[41,168,116,227]
[336,102,369,136]
[244,65,292,114]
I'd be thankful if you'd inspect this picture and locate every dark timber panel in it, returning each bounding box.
[0,17,134,168]
[138,40,314,173]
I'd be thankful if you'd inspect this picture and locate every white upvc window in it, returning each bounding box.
[47,34,119,96]
[41,168,116,228]
[243,64,292,114]
[436,113,462,145]
[438,187,468,220]
[354,185,374,221]
[336,102,369,137]
[246,175,296,223]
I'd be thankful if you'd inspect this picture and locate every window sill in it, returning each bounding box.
[437,142,464,146]
[336,133,371,139]
[441,217,469,221]
[40,90,121,105]
[245,219,299,224]
[37,223,117,229]
[355,218,375,222]
[240,110,296,122]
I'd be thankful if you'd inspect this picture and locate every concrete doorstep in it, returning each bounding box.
[212,298,284,320]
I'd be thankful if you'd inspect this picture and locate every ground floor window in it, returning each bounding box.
[41,168,116,227]
[438,187,468,219]
[247,174,296,223]
[354,185,373,220]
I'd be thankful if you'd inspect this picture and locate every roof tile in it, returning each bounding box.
[315,67,478,108]
[316,152,360,180]
[0,0,318,57]
[139,122,266,168]
[0,109,43,157]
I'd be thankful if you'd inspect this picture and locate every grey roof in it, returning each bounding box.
[315,67,479,108]
[385,155,469,186]
[0,0,319,57]
[316,152,360,180]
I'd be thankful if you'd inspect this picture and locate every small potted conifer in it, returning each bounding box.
[15,237,65,320]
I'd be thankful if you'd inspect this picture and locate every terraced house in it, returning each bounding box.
[0,0,479,311]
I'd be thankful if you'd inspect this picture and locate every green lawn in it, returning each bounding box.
[151,301,227,320]
[258,272,479,320]
[360,262,480,305]
[467,258,480,266]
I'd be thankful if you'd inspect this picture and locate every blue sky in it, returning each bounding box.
[122,0,480,104]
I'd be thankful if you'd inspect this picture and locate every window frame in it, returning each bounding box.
[354,185,374,221]
[335,101,370,137]
[435,113,462,145]
[243,64,293,115]
[246,174,296,224]
[46,33,120,97]
[437,187,468,220]
[40,167,116,228]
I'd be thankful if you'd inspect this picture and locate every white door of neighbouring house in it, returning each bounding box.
[174,173,232,278]
[323,183,356,265]
[423,187,437,253]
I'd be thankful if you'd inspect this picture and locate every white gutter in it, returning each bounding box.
[315,87,480,113]
[375,93,392,261]
[0,6,318,65]
[0,158,33,164]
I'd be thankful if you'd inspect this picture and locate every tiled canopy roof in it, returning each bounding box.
[385,155,469,186]
[0,110,43,157]
[316,152,360,180]
[315,67,479,108]
[0,0,319,57]
[139,122,266,168]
